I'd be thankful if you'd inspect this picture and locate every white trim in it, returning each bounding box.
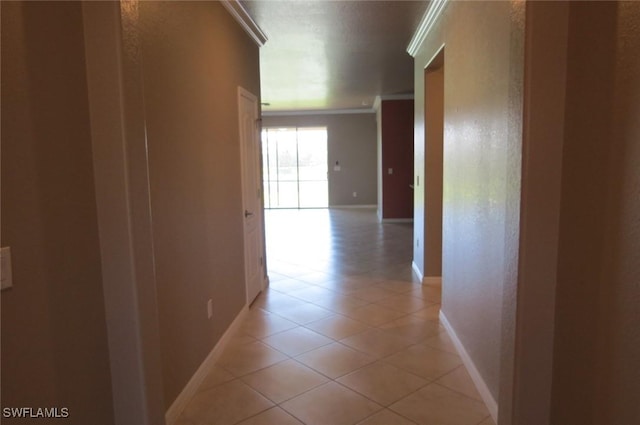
[329,204,377,209]
[238,86,266,306]
[220,0,268,47]
[423,276,442,286]
[424,43,446,71]
[440,312,499,422]
[373,96,382,112]
[165,305,250,425]
[262,108,375,117]
[407,0,449,57]
[412,261,424,282]
[381,218,414,223]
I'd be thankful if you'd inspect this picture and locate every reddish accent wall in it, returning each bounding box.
[381,99,414,218]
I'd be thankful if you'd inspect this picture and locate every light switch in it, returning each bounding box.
[388,168,393,175]
[1,247,13,290]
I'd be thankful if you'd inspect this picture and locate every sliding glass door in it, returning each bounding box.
[262,127,328,209]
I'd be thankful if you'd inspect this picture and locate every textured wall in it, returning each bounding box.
[1,2,114,422]
[262,113,377,206]
[551,2,640,424]
[412,0,524,401]
[423,65,444,277]
[138,1,261,407]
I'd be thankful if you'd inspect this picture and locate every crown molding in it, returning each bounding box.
[407,0,449,57]
[262,108,375,117]
[220,0,268,47]
[374,94,415,111]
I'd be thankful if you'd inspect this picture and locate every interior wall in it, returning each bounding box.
[376,107,384,219]
[507,1,568,423]
[380,100,414,220]
[261,113,377,207]
[0,2,114,422]
[138,1,261,408]
[82,1,166,422]
[551,2,640,424]
[424,64,444,278]
[412,0,524,402]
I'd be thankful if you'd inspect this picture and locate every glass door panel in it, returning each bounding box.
[262,126,328,209]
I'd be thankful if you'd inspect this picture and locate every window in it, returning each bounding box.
[262,127,328,209]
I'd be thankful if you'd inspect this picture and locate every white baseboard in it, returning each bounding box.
[439,311,498,422]
[165,304,249,424]
[411,261,424,282]
[330,204,377,209]
[381,218,414,223]
[423,276,442,286]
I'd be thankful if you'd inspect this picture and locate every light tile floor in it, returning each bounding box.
[177,208,495,425]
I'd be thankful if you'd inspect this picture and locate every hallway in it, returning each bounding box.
[177,208,494,425]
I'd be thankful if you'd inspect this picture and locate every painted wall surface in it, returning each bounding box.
[424,66,444,277]
[507,2,568,422]
[412,0,524,401]
[0,2,115,422]
[138,1,261,407]
[262,114,377,206]
[81,1,167,421]
[551,2,640,424]
[377,107,384,218]
[380,100,414,219]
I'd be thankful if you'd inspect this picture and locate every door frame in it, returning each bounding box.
[237,87,266,304]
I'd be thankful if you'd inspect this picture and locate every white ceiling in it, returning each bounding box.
[240,0,430,113]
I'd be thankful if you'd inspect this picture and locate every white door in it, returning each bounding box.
[238,87,264,305]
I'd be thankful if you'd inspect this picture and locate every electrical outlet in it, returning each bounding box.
[352,191,358,197]
[1,247,13,290]
[207,299,213,319]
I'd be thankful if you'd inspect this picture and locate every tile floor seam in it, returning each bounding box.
[335,368,434,408]
[429,381,489,404]
[238,369,329,407]
[177,209,494,425]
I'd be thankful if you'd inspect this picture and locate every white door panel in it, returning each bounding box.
[238,88,264,305]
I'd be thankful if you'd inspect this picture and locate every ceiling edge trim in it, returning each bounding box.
[374,95,415,111]
[380,94,415,101]
[262,108,375,117]
[407,0,449,57]
[220,0,268,47]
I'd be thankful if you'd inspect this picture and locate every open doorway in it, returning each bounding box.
[262,127,329,209]
[423,48,444,283]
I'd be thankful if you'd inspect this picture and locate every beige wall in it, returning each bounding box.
[551,2,640,424]
[1,2,115,422]
[376,108,384,217]
[412,0,524,404]
[138,1,261,407]
[261,113,377,206]
[82,1,166,421]
[423,64,444,277]
[507,1,568,422]
[2,0,262,418]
